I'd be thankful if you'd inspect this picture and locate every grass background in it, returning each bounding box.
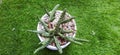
[0,0,120,55]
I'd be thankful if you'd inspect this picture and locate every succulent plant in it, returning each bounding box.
[28,4,89,54]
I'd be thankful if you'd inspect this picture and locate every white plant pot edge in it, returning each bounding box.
[37,10,77,50]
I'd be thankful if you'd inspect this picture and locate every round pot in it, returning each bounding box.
[37,10,77,50]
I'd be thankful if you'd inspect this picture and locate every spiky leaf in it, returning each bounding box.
[38,38,51,45]
[34,38,53,54]
[56,8,67,27]
[73,38,89,42]
[60,28,73,33]
[40,20,50,32]
[58,33,82,45]
[60,17,75,24]
[27,30,50,37]
[66,37,83,45]
[27,30,45,34]
[59,8,67,20]
[54,36,63,54]
[45,9,50,16]
[49,4,60,21]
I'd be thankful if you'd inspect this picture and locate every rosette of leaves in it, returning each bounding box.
[28,4,89,54]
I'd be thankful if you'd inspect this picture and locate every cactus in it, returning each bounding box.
[28,4,89,54]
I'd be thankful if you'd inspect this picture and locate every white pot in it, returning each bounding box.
[37,10,77,50]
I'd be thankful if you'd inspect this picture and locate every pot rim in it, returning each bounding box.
[37,10,77,50]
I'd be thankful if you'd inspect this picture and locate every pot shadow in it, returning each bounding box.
[35,45,71,55]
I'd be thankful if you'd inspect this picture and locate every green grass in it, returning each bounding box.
[0,0,120,55]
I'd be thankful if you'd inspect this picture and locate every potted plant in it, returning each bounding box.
[28,4,89,54]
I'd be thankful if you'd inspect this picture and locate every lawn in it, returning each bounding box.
[0,0,120,55]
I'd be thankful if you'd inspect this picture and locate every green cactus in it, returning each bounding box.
[28,4,89,54]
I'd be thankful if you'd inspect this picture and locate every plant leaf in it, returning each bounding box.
[59,8,67,20]
[60,17,75,24]
[66,37,82,45]
[49,4,60,21]
[40,20,50,32]
[28,30,51,37]
[38,38,50,45]
[34,38,53,54]
[73,38,89,42]
[39,4,50,16]
[60,28,73,33]
[27,30,45,33]
[54,36,63,54]
[56,8,67,27]
[45,9,50,16]
[58,33,82,45]
[41,33,50,37]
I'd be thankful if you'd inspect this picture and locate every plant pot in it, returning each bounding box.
[37,10,77,50]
